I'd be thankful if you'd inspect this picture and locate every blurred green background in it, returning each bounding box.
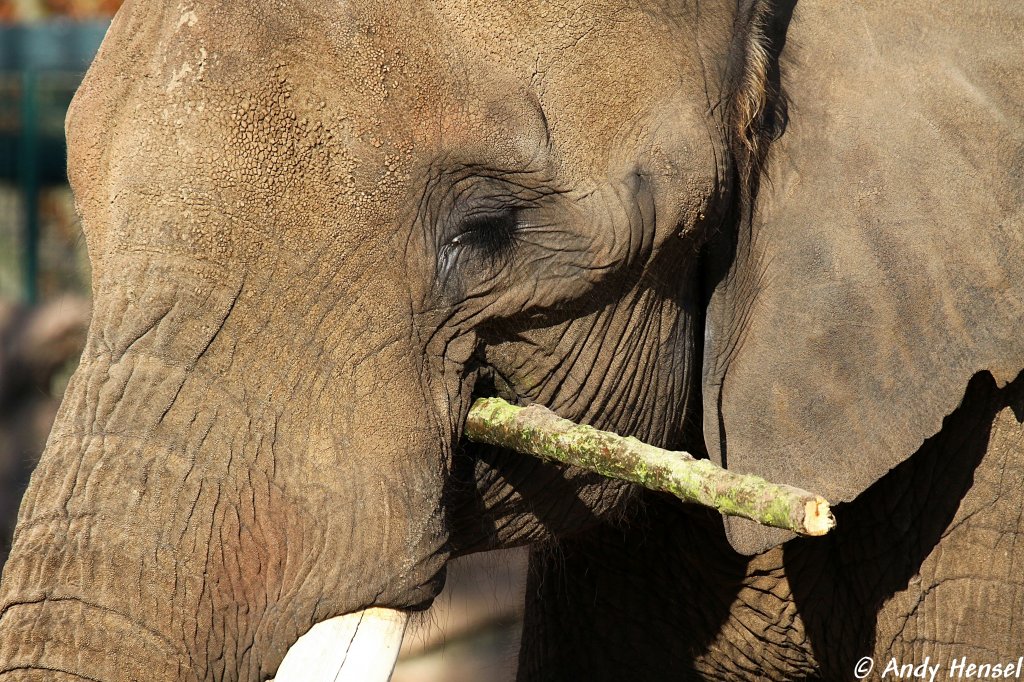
[0,17,108,303]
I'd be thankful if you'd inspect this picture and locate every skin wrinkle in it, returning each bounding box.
[450,256,698,553]
[611,297,664,428]
[426,178,633,322]
[0,597,178,657]
[1,668,103,682]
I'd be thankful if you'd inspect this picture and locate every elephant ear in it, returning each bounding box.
[703,0,1024,555]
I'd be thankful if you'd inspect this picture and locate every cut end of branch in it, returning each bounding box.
[803,497,835,536]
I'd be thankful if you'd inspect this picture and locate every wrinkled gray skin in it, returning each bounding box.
[2,0,1023,680]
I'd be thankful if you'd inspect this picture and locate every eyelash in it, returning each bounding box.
[446,210,521,262]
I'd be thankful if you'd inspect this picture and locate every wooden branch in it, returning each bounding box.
[465,398,835,537]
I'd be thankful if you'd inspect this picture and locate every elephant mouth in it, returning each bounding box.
[459,361,528,452]
[459,362,528,456]
[270,368,517,681]
[268,373,516,681]
[470,362,524,408]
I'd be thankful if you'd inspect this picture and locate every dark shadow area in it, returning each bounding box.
[513,494,751,681]
[786,370,1024,679]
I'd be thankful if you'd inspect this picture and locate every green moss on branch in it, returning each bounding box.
[465,397,834,537]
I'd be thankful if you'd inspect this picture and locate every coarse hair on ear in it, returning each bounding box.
[726,0,788,190]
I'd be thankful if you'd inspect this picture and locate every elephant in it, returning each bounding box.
[1,0,1023,680]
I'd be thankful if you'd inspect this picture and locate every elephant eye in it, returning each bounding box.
[447,210,520,263]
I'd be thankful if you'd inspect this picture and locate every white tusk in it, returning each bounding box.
[273,607,410,682]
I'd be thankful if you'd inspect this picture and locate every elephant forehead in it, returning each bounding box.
[71,0,723,275]
[430,0,717,170]
[226,0,717,170]
[75,2,553,257]
[203,0,556,164]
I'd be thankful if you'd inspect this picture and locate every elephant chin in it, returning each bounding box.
[273,608,410,682]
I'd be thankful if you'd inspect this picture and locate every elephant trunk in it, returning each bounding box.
[0,400,250,680]
[0,342,316,680]
[0,587,185,680]
[0,556,411,682]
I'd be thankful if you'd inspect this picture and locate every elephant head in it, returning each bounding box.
[1,0,1022,680]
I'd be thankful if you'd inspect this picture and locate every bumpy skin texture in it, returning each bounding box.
[0,0,1022,681]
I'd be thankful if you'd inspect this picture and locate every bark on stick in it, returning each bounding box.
[465,397,835,537]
